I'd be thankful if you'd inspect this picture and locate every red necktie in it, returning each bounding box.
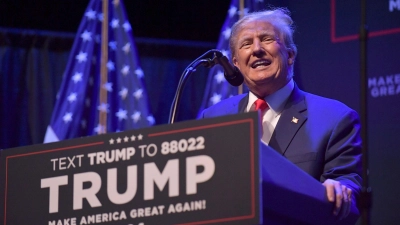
[254,99,268,137]
[254,98,268,111]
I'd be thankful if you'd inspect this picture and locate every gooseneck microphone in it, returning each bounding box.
[168,49,244,124]
[213,51,244,87]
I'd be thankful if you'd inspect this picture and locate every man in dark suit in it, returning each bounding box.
[199,8,362,221]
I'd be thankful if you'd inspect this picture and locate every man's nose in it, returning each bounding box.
[252,40,264,56]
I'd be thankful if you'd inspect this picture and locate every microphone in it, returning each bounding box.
[213,51,244,86]
[168,49,243,124]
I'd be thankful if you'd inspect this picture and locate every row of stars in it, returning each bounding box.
[85,7,132,32]
[71,68,144,84]
[62,111,155,125]
[75,51,144,78]
[109,134,144,145]
[66,87,144,104]
[80,32,135,55]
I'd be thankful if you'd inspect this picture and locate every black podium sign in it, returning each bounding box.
[0,112,261,225]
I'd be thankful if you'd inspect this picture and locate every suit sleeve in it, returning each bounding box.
[322,109,363,203]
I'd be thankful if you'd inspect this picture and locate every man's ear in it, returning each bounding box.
[287,49,295,65]
[233,56,239,67]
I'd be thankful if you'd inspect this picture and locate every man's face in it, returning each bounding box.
[232,20,294,97]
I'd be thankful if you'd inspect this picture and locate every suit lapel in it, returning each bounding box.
[269,85,308,155]
[238,94,249,113]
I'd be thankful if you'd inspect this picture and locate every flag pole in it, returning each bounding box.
[238,0,244,95]
[99,0,109,134]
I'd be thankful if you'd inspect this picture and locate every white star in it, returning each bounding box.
[147,115,155,125]
[130,135,136,141]
[97,103,109,112]
[133,89,143,100]
[228,6,237,18]
[131,111,141,123]
[214,70,225,84]
[81,30,92,42]
[121,65,130,76]
[116,109,128,121]
[123,136,129,142]
[238,8,250,17]
[107,61,115,71]
[85,9,96,20]
[221,49,230,57]
[222,27,231,40]
[109,138,115,144]
[113,0,120,6]
[67,92,77,103]
[116,137,122,143]
[76,51,88,63]
[138,134,143,140]
[109,41,117,51]
[103,82,113,92]
[72,72,82,83]
[119,87,128,100]
[135,68,144,78]
[210,93,222,105]
[110,18,119,28]
[63,112,73,123]
[122,43,131,54]
[94,124,105,134]
[123,22,131,32]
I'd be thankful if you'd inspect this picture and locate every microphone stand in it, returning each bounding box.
[168,50,219,124]
[360,0,372,224]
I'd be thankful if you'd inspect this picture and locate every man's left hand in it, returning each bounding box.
[322,179,352,220]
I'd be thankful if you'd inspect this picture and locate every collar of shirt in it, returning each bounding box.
[246,79,295,116]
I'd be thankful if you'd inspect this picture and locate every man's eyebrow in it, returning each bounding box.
[258,31,276,37]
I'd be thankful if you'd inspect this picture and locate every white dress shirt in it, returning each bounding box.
[246,79,295,145]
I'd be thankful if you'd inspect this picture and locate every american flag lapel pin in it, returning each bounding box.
[291,117,299,124]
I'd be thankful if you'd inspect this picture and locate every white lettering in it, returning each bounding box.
[48,218,76,225]
[395,74,400,84]
[107,165,137,204]
[87,148,136,165]
[371,87,379,97]
[389,0,400,12]
[186,155,215,195]
[369,74,400,97]
[41,175,68,213]
[144,159,179,200]
[73,172,102,210]
[167,200,207,214]
[368,77,377,87]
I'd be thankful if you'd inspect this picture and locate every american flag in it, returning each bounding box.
[44,0,154,143]
[197,0,266,116]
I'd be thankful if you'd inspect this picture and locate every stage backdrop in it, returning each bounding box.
[1,1,400,224]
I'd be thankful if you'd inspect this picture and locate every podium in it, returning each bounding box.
[0,112,359,224]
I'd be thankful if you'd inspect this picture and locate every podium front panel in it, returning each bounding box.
[0,112,261,225]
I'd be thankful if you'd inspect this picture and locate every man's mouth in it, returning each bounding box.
[251,59,271,69]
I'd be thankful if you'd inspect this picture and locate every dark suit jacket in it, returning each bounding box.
[199,84,362,204]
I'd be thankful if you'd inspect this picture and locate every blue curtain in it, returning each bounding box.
[0,30,72,148]
[0,29,214,149]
